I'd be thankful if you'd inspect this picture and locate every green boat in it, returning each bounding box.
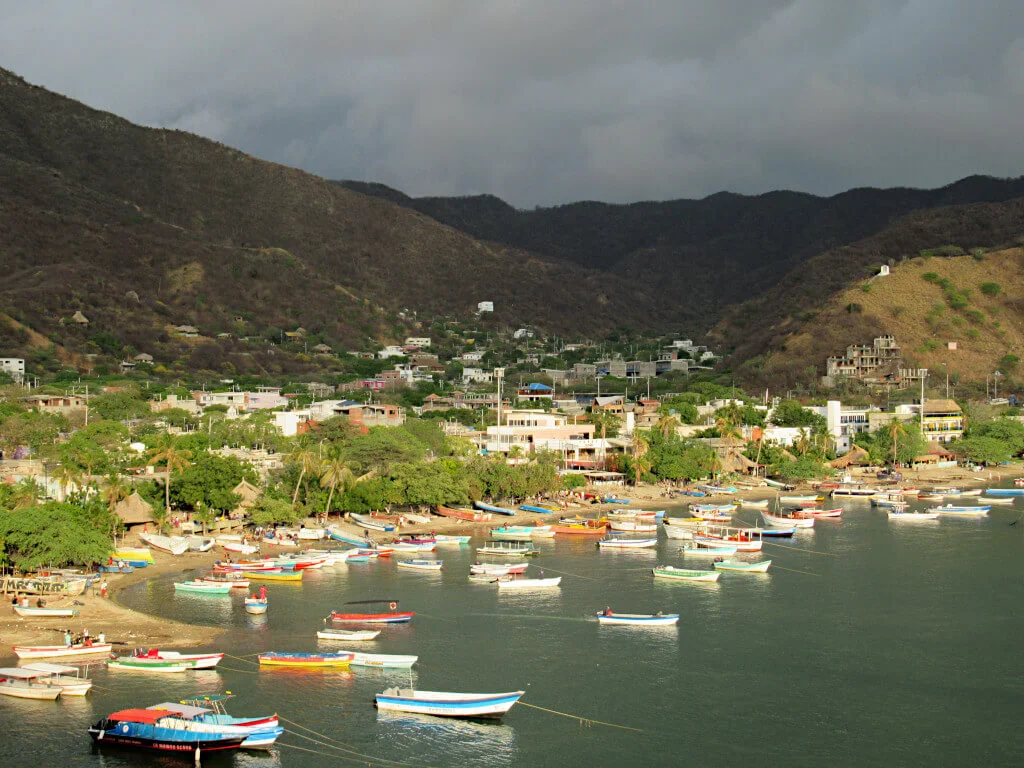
[173,581,232,595]
[107,659,189,673]
[712,559,772,573]
[652,566,720,582]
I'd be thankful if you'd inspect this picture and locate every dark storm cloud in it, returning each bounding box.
[3,1,1023,205]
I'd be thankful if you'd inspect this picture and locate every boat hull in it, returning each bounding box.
[258,653,353,667]
[652,566,720,582]
[375,689,524,719]
[13,643,112,659]
[596,613,680,625]
[330,611,415,624]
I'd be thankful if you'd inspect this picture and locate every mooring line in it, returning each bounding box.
[762,541,838,556]
[771,564,818,576]
[518,701,644,732]
[222,652,260,665]
[276,740,437,767]
[278,716,425,767]
[528,565,598,581]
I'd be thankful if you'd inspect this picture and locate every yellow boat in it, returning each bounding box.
[258,652,352,667]
[241,570,303,582]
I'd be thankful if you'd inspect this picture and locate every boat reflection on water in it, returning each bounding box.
[376,709,518,766]
[247,612,269,630]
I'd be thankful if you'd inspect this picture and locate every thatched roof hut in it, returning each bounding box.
[115,492,155,528]
[231,479,261,516]
[720,450,757,475]
[830,444,870,469]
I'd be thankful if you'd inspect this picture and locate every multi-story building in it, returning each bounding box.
[826,335,906,380]
[921,399,965,443]
[0,358,25,384]
[475,409,613,467]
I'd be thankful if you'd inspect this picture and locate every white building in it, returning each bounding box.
[513,328,535,340]
[462,367,494,385]
[461,351,485,362]
[404,337,431,348]
[378,345,406,359]
[274,409,312,437]
[477,301,494,313]
[0,358,25,384]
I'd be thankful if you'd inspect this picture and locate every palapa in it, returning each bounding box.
[114,491,155,527]
[830,444,870,469]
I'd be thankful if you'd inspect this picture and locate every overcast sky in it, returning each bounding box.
[3,1,1023,206]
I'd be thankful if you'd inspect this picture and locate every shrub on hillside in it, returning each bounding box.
[921,272,939,282]
[980,282,1002,296]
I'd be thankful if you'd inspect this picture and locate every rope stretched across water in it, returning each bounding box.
[278,715,425,767]
[518,701,644,732]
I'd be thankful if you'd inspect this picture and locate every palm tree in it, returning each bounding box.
[654,413,681,441]
[289,443,320,506]
[54,463,83,502]
[888,419,909,468]
[10,478,44,510]
[588,411,619,470]
[102,473,130,514]
[630,433,651,486]
[147,443,193,522]
[319,458,355,516]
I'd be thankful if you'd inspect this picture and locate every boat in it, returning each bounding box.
[743,526,795,538]
[88,708,247,754]
[138,532,189,555]
[740,498,771,508]
[679,542,738,557]
[317,628,381,641]
[113,546,154,562]
[474,501,517,516]
[984,487,1024,496]
[764,478,795,490]
[98,563,135,573]
[258,652,354,667]
[761,509,815,528]
[694,524,764,551]
[697,484,737,495]
[396,559,443,571]
[148,699,283,750]
[12,605,78,617]
[888,509,940,521]
[174,581,232,595]
[830,485,879,498]
[597,537,658,548]
[809,508,844,518]
[107,659,190,673]
[778,494,821,503]
[496,576,562,589]
[871,492,907,508]
[477,541,540,556]
[328,651,418,669]
[298,527,327,540]
[608,519,658,532]
[194,575,250,589]
[245,597,268,614]
[552,520,607,536]
[217,536,259,555]
[390,541,436,552]
[602,496,630,504]
[331,600,415,623]
[980,495,1014,505]
[327,525,375,546]
[492,525,553,540]
[186,535,216,552]
[470,562,528,576]
[436,505,492,522]
[928,504,990,516]
[12,642,112,659]
[519,504,559,514]
[713,559,772,573]
[19,662,92,695]
[241,570,304,582]
[652,566,720,582]
[351,512,397,532]
[434,534,472,545]
[663,523,695,540]
[375,688,524,719]
[127,649,224,669]
[596,611,680,625]
[0,667,63,699]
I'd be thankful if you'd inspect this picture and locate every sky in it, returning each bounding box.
[3,1,1024,207]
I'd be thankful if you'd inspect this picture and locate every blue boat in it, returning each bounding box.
[519,505,557,514]
[603,497,630,504]
[757,527,796,537]
[375,688,524,719]
[99,563,135,573]
[88,708,247,754]
[983,488,1024,496]
[475,501,517,516]
[327,525,376,547]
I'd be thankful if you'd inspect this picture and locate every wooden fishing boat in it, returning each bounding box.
[495,576,561,589]
[245,598,268,614]
[928,504,990,516]
[258,652,354,667]
[552,519,607,535]
[474,501,517,516]
[830,485,879,498]
[470,562,528,575]
[20,662,92,695]
[764,478,795,490]
[351,512,397,532]
[13,642,112,659]
[608,519,658,532]
[107,659,190,673]
[390,541,436,552]
[602,496,630,504]
[12,605,78,617]
[888,509,940,521]
[519,504,560,514]
[146,700,283,750]
[809,508,844,518]
[88,709,247,753]
[375,688,524,719]
[652,566,720,582]
[186,535,216,552]
[241,570,304,582]
[331,600,415,623]
[761,509,815,528]
[740,498,772,508]
[741,525,794,538]
[597,537,658,548]
[98,562,135,573]
[695,524,764,551]
[0,667,63,699]
[217,537,259,555]
[434,534,472,545]
[436,505,492,522]
[491,525,552,540]
[596,611,680,625]
[396,559,443,571]
[680,542,738,556]
[297,527,327,540]
[113,546,154,562]
[663,523,694,540]
[329,651,418,669]
[327,525,375,546]
[194,576,250,589]
[713,559,772,573]
[778,494,821,503]
[317,628,381,641]
[980,495,1014,505]
[870,492,907,508]
[138,532,189,555]
[128,649,224,669]
[174,581,232,595]
[477,541,540,556]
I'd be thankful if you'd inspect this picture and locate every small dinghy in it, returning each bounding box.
[596,611,679,625]
[317,628,381,642]
[375,688,524,719]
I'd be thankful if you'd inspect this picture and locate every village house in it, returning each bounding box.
[0,358,25,383]
[308,399,406,428]
[475,408,616,468]
[462,367,494,385]
[150,393,200,414]
[174,324,200,337]
[477,301,494,313]
[404,337,432,349]
[23,394,88,415]
[921,399,966,443]
[378,345,406,359]
[517,383,554,402]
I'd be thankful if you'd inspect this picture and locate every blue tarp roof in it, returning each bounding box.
[526,383,553,391]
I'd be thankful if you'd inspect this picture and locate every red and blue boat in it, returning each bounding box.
[331,599,414,624]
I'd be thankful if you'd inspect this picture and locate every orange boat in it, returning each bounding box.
[552,518,608,535]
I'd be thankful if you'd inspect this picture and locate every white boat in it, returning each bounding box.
[245,598,268,614]
[496,577,562,590]
[20,662,93,695]
[106,660,190,673]
[0,668,62,699]
[12,643,112,659]
[608,520,658,532]
[390,541,436,552]
[298,527,327,540]
[928,504,990,516]
[433,534,472,545]
[12,605,78,617]
[216,536,260,555]
[830,485,879,498]
[779,494,820,503]
[396,559,443,571]
[317,628,381,642]
[470,563,527,576]
[351,513,397,532]
[679,542,738,557]
[477,541,539,557]
[375,688,524,718]
[596,612,680,625]
[597,537,658,548]
[329,651,418,668]
[713,559,772,573]
[402,512,434,525]
[888,510,940,521]
[186,536,216,552]
[980,496,1015,505]
[652,565,720,582]
[125,650,224,669]
[139,532,190,556]
[663,524,694,540]
[761,510,815,528]
[740,498,771,508]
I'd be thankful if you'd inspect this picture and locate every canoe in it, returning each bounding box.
[985,488,1024,496]
[519,504,560,514]
[602,497,630,504]
[713,559,772,573]
[0,668,63,699]
[436,505,492,522]
[174,581,232,594]
[474,501,517,516]
[351,513,397,532]
[13,643,112,659]
[396,559,443,571]
[139,532,189,556]
[608,520,658,532]
[107,659,190,673]
[12,606,78,617]
[241,571,304,581]
[19,662,93,695]
[317,629,381,642]
[652,566,720,582]
[596,612,680,625]
[244,599,268,614]
[258,652,353,667]
[928,505,990,516]
[329,651,418,669]
[597,537,658,548]
[375,688,524,719]
[496,577,561,589]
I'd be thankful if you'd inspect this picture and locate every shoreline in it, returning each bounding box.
[2,461,1018,660]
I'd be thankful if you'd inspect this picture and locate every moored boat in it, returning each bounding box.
[20,662,93,695]
[12,642,112,659]
[652,565,721,582]
[495,576,561,589]
[608,519,658,532]
[713,559,772,573]
[127,649,224,669]
[597,537,658,548]
[241,570,304,582]
[433,534,472,545]
[375,688,524,719]
[174,581,232,595]
[88,708,247,754]
[0,667,63,699]
[107,659,190,673]
[436,505,492,522]
[331,600,415,623]
[761,509,815,528]
[396,559,443,571]
[474,500,517,516]
[317,628,381,641]
[477,541,540,556]
[150,698,283,750]
[258,652,353,667]
[245,597,268,614]
[679,542,738,557]
[596,611,680,625]
[928,504,990,516]
[328,650,418,668]
[888,509,940,521]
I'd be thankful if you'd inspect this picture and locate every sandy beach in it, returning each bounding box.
[2,461,1018,660]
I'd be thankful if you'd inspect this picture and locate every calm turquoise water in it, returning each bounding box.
[3,497,1024,767]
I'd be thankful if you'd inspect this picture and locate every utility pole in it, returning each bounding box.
[920,370,928,436]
